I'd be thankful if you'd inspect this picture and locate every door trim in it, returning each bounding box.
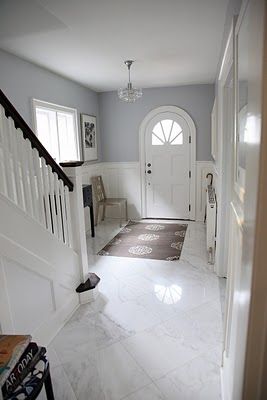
[139,106,196,220]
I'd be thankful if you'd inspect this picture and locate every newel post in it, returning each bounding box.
[62,166,88,283]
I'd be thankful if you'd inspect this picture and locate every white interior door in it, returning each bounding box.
[145,112,191,219]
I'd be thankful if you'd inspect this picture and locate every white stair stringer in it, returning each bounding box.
[0,192,81,345]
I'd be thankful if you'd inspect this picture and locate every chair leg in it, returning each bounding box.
[125,200,128,221]
[95,203,99,226]
[102,205,106,221]
[44,367,55,400]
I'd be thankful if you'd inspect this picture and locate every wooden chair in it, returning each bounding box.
[91,176,128,227]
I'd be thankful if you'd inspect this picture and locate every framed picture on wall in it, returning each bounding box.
[80,113,98,161]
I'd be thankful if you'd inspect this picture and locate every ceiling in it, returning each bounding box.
[0,0,229,92]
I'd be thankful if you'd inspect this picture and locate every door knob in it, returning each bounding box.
[147,170,152,174]
[147,163,151,167]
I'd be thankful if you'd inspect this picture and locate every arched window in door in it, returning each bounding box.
[152,119,183,146]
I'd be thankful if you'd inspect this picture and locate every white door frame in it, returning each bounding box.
[139,106,196,220]
[215,19,235,279]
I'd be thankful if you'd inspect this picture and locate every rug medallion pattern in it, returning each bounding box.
[98,221,187,261]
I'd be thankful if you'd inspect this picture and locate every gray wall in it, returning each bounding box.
[0,49,101,161]
[98,85,214,162]
[0,50,214,163]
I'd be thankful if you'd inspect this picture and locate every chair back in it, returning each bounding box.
[92,176,106,202]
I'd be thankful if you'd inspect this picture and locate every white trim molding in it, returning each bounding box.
[139,106,196,220]
[77,160,212,224]
[0,192,80,345]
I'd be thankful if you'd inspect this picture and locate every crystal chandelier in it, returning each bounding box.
[118,60,142,103]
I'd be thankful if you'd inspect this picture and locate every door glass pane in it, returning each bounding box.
[161,119,173,141]
[152,119,183,146]
[171,132,183,145]
[152,122,165,141]
[169,121,182,143]
[152,133,164,145]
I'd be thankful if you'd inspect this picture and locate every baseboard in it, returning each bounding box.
[32,293,80,346]
[221,362,230,400]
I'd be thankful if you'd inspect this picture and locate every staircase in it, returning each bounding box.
[0,90,87,344]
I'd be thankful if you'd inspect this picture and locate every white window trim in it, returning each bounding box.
[32,98,81,161]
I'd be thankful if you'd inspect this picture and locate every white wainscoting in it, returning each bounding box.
[78,163,103,233]
[102,162,141,220]
[221,203,243,400]
[80,162,141,232]
[80,161,213,224]
[0,193,80,345]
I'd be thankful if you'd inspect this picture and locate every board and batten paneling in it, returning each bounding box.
[0,193,80,344]
[81,161,213,224]
[80,162,141,231]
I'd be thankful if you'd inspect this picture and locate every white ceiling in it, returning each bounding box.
[0,0,229,92]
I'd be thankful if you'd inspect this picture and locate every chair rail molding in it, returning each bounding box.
[79,161,212,224]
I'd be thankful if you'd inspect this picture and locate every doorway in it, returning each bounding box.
[140,106,196,220]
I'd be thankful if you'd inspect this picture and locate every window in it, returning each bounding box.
[152,119,183,146]
[33,99,80,164]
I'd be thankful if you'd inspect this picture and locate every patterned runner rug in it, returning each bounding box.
[98,221,187,261]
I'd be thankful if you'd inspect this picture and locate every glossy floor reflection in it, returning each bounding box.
[47,219,223,400]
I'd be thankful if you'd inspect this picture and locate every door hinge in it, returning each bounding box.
[189,136,191,144]
[189,170,191,179]
[189,204,191,212]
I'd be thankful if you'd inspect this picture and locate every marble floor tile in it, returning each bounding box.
[122,383,165,400]
[155,351,221,400]
[187,302,223,348]
[62,342,151,400]
[88,295,168,333]
[50,365,78,400]
[45,218,224,400]
[121,315,201,380]
[98,272,156,302]
[51,304,131,364]
[38,364,77,400]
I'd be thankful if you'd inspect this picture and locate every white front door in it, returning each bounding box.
[145,111,191,219]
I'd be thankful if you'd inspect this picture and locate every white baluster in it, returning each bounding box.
[41,158,52,234]
[33,148,46,226]
[59,180,68,245]
[0,107,14,200]
[20,134,34,216]
[0,105,7,196]
[7,117,24,208]
[54,174,63,243]
[65,186,73,248]
[0,104,73,247]
[48,166,58,238]
[25,139,39,220]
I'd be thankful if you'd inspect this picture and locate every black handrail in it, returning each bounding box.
[0,89,74,191]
